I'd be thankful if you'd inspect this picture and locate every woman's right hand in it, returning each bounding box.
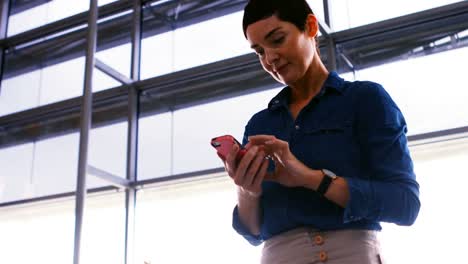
[224,143,269,198]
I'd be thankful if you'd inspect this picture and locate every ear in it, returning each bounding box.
[306,14,319,38]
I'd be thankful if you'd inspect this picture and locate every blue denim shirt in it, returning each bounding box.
[232,72,421,246]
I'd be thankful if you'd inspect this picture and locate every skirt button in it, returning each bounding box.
[319,251,328,262]
[314,235,324,245]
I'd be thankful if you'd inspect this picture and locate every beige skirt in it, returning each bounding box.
[261,227,384,264]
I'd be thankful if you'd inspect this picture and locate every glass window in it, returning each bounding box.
[172,12,253,72]
[39,57,85,106]
[0,55,122,117]
[0,198,75,263]
[141,11,250,80]
[329,0,462,31]
[0,192,126,264]
[172,87,282,175]
[0,70,41,117]
[8,1,87,37]
[7,0,117,37]
[7,4,48,37]
[307,0,325,24]
[138,87,284,178]
[31,133,80,197]
[88,122,128,180]
[138,113,173,180]
[353,46,468,135]
[141,31,175,80]
[134,175,261,264]
[0,143,34,203]
[0,121,128,202]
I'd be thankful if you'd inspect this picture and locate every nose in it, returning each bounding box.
[264,48,279,66]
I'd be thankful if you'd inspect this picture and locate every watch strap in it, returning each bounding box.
[316,170,333,196]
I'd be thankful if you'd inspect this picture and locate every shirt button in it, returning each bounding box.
[274,100,279,104]
[295,125,300,130]
[319,251,328,262]
[314,235,324,245]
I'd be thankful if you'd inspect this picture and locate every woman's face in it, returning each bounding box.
[246,15,316,86]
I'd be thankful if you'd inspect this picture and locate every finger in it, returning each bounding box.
[225,143,239,173]
[248,135,276,145]
[252,158,269,187]
[244,142,252,149]
[264,139,290,160]
[245,151,266,186]
[234,146,258,186]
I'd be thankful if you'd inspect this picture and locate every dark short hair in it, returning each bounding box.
[242,0,314,38]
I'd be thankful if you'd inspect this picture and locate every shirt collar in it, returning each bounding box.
[268,71,345,111]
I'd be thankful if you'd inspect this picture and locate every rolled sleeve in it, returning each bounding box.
[343,177,371,223]
[232,206,263,246]
[346,83,421,225]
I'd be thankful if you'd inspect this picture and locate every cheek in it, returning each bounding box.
[298,40,315,62]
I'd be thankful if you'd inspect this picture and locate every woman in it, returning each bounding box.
[223,0,420,263]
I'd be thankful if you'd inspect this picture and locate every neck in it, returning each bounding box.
[288,54,329,104]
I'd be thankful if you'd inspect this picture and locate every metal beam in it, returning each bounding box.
[0,185,119,208]
[0,0,9,92]
[0,167,227,208]
[73,1,98,263]
[322,0,332,29]
[95,58,133,84]
[87,165,131,189]
[124,0,142,263]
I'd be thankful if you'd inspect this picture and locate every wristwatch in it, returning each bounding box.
[316,169,337,196]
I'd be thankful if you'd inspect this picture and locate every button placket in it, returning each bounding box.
[312,233,327,263]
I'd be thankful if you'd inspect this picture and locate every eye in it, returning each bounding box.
[272,36,285,45]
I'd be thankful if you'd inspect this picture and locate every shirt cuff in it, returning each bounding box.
[342,177,371,223]
[232,205,263,246]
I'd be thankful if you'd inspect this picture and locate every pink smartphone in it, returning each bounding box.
[211,135,247,162]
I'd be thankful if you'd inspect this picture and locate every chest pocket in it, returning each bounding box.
[298,121,356,166]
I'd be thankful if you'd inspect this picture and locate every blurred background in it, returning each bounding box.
[0,0,467,263]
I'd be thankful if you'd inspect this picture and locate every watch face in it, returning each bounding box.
[322,169,337,179]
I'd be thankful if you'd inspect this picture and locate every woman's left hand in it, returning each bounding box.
[248,135,312,188]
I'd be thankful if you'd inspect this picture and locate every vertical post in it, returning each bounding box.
[73,1,98,264]
[0,0,10,92]
[326,39,337,71]
[322,0,337,71]
[125,0,142,263]
[323,0,332,29]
